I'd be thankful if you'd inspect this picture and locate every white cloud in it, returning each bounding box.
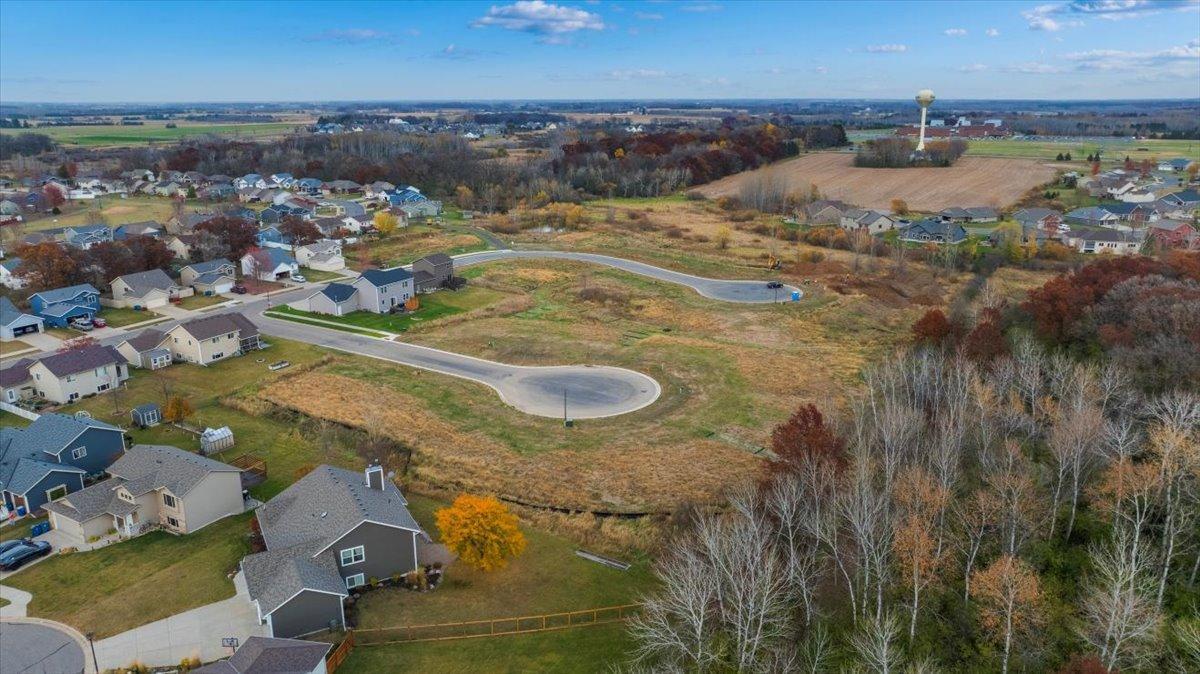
[986,27,1000,36]
[472,1,605,40]
[1064,41,1200,71]
[865,43,908,53]
[1003,61,1065,73]
[944,28,968,36]
[304,28,397,43]
[681,2,723,12]
[959,63,989,72]
[634,11,664,20]
[1022,1,1196,30]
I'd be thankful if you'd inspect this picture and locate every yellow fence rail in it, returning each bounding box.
[354,603,642,646]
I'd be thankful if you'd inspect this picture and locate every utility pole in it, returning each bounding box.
[562,387,568,424]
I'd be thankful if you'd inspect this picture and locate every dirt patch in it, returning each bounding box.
[697,153,1056,212]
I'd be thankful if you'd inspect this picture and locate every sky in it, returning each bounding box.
[1,0,1198,102]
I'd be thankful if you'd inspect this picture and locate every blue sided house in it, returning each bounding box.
[386,186,427,206]
[28,283,101,327]
[0,412,126,516]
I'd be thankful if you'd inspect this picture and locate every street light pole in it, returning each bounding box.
[86,632,98,673]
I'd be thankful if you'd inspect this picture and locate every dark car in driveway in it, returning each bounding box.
[231,283,248,294]
[0,539,51,571]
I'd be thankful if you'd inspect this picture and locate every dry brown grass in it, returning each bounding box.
[697,153,1056,212]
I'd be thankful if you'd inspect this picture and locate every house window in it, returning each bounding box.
[339,545,365,566]
[46,484,69,501]
[166,516,180,528]
[345,573,365,589]
[71,446,87,460]
[163,493,177,509]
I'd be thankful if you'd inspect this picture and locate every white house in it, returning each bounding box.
[294,241,345,272]
[0,257,27,289]
[241,248,299,282]
[0,297,43,341]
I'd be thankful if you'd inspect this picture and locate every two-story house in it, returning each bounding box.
[240,464,424,638]
[241,248,298,282]
[20,344,130,404]
[44,444,244,546]
[163,312,262,366]
[0,412,126,515]
[109,269,190,309]
[28,283,101,327]
[352,268,413,313]
[412,253,453,293]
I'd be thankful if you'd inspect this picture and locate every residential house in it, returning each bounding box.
[165,234,199,261]
[242,248,299,282]
[299,283,359,316]
[363,181,396,199]
[113,220,164,240]
[311,217,348,239]
[180,258,237,295]
[44,444,244,546]
[192,636,331,674]
[1062,228,1142,256]
[23,344,130,404]
[271,173,295,188]
[153,181,184,197]
[899,218,968,244]
[351,268,413,313]
[28,283,101,327]
[1013,208,1065,235]
[398,200,442,219]
[201,183,237,200]
[1147,220,1198,250]
[295,241,345,272]
[0,296,44,341]
[109,269,190,309]
[34,224,112,249]
[240,464,424,638]
[1159,189,1200,215]
[0,257,27,289]
[938,207,999,224]
[1100,202,1159,226]
[385,185,426,206]
[839,209,898,235]
[0,412,126,516]
[168,212,218,235]
[295,178,324,196]
[163,312,262,366]
[116,328,173,370]
[255,225,290,249]
[323,180,361,194]
[1065,206,1122,229]
[802,199,852,225]
[412,253,453,293]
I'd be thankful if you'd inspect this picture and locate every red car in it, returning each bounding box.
[91,317,108,328]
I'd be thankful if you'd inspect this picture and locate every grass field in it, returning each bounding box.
[348,227,489,269]
[0,517,45,542]
[272,286,507,333]
[100,306,163,327]
[3,514,251,638]
[0,339,35,355]
[964,136,1200,162]
[174,294,228,311]
[698,153,1057,212]
[264,310,390,338]
[341,623,633,674]
[1,121,305,147]
[11,194,178,235]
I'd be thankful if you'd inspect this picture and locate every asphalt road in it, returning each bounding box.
[453,250,802,303]
[0,621,86,674]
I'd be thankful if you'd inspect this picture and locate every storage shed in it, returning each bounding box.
[130,402,162,428]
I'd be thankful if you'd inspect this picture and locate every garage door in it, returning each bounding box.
[14,323,40,336]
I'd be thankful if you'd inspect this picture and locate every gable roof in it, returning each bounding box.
[192,637,332,674]
[182,258,234,275]
[1013,207,1061,223]
[120,328,168,354]
[108,444,241,498]
[175,312,259,341]
[241,541,347,616]
[0,413,121,491]
[318,283,357,303]
[113,269,178,296]
[357,267,413,288]
[33,344,125,378]
[419,252,452,266]
[30,283,99,306]
[0,297,40,328]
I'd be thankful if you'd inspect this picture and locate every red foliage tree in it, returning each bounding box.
[12,241,83,290]
[1166,250,1200,282]
[964,318,1009,363]
[912,308,955,346]
[42,183,66,209]
[279,215,323,249]
[1021,256,1168,344]
[194,215,259,260]
[122,234,176,272]
[768,403,847,475]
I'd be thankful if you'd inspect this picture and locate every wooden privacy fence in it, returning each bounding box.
[325,630,355,673]
[355,604,642,646]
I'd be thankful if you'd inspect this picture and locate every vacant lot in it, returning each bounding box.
[697,152,1057,212]
[1,120,304,147]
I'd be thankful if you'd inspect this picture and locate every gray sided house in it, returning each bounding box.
[241,464,424,638]
[180,258,237,295]
[0,412,126,515]
[900,218,969,245]
[352,268,413,314]
[0,296,44,341]
[301,283,359,317]
[412,253,453,293]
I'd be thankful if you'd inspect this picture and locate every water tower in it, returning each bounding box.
[915,89,936,152]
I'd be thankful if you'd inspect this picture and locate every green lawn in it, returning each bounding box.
[3,514,252,638]
[1,121,303,147]
[353,495,653,630]
[296,268,351,282]
[340,622,633,674]
[174,294,228,311]
[0,339,35,355]
[0,517,45,542]
[101,306,163,327]
[269,286,506,334]
[965,137,1200,162]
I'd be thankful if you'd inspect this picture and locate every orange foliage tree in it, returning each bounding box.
[435,494,527,571]
[971,555,1043,674]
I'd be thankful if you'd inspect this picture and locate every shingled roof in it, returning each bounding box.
[34,344,124,378]
[175,312,259,341]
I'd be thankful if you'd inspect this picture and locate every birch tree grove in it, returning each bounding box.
[631,342,1199,672]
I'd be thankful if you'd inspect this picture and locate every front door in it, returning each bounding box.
[124,513,136,536]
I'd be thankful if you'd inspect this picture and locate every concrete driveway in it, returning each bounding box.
[453,250,802,303]
[92,572,267,671]
[256,314,661,419]
[0,619,89,674]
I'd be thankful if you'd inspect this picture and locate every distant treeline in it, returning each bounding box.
[0,132,56,159]
[854,137,967,168]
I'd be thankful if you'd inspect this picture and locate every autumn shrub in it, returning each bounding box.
[435,494,527,572]
[912,309,956,347]
[729,210,756,223]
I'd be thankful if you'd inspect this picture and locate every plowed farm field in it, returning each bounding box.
[697,152,1056,212]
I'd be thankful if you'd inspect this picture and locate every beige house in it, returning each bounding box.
[294,240,346,272]
[19,344,130,404]
[45,444,244,547]
[108,269,191,309]
[164,312,262,366]
[116,328,172,369]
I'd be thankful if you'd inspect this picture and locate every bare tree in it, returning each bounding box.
[849,611,903,674]
[1079,524,1163,672]
[1046,404,1103,539]
[766,474,825,626]
[971,555,1044,674]
[956,488,999,601]
[630,544,720,670]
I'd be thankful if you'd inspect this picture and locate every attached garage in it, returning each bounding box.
[0,297,44,341]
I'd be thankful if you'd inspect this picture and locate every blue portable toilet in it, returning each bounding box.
[791,291,801,302]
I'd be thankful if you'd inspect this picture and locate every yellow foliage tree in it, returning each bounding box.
[435,494,527,572]
[715,225,732,250]
[373,211,398,235]
[613,148,626,159]
[163,395,194,423]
